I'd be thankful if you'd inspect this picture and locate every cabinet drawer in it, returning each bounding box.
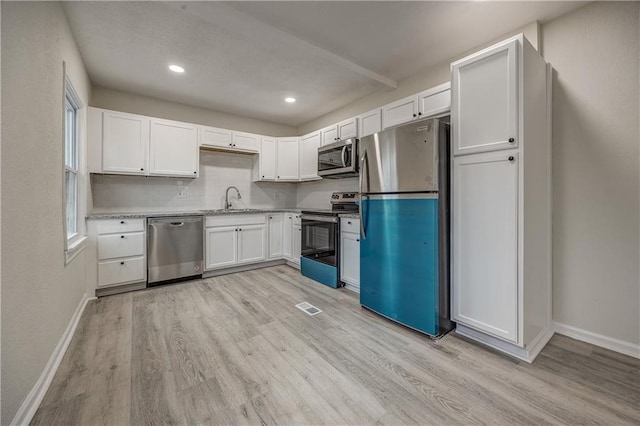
[98,256,145,287]
[206,214,266,228]
[341,217,360,234]
[97,218,145,234]
[98,232,145,260]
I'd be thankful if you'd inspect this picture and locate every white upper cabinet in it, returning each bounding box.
[231,131,259,152]
[417,82,451,120]
[258,137,277,181]
[299,131,321,181]
[382,83,452,130]
[452,152,519,342]
[102,111,149,175]
[452,38,519,155]
[320,125,339,145]
[199,126,233,149]
[276,137,299,181]
[149,119,199,177]
[382,94,418,129]
[337,117,358,140]
[358,108,382,138]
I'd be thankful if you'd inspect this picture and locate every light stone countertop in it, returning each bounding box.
[87,208,303,220]
[338,213,360,219]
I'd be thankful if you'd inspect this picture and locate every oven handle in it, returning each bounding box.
[359,150,368,239]
[300,214,338,223]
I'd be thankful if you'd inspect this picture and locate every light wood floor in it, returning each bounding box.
[33,266,640,425]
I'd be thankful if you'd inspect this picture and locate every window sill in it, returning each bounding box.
[65,235,87,265]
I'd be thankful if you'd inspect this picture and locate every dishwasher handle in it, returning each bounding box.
[169,222,184,227]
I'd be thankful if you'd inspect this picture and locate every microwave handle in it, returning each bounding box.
[341,146,348,168]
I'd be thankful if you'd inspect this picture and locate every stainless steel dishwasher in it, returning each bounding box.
[147,216,203,286]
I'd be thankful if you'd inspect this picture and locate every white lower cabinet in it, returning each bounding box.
[283,213,301,266]
[340,218,360,292]
[93,218,147,288]
[205,215,266,271]
[283,214,294,258]
[268,213,284,258]
[238,225,267,264]
[453,152,518,342]
[205,226,238,270]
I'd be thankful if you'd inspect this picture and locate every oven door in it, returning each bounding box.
[300,214,338,266]
[318,139,357,177]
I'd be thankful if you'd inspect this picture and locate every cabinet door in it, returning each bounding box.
[149,119,199,177]
[299,132,321,180]
[358,109,382,138]
[276,138,299,181]
[452,39,519,155]
[320,125,339,145]
[238,225,266,264]
[259,137,277,180]
[418,82,451,119]
[200,126,233,149]
[292,224,302,263]
[268,213,284,258]
[283,214,293,259]
[232,131,259,152]
[382,94,418,129]
[337,117,358,140]
[102,111,149,174]
[205,226,238,270]
[452,152,519,343]
[340,232,360,290]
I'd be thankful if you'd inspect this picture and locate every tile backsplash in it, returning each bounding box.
[91,151,360,213]
[296,178,359,209]
[91,151,297,213]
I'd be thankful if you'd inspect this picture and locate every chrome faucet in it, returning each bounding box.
[224,186,242,210]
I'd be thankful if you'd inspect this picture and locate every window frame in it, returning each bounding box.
[63,69,86,264]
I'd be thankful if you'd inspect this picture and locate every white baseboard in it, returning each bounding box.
[455,324,554,363]
[553,321,640,359]
[10,294,94,426]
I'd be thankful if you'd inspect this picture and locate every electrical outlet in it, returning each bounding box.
[177,185,188,200]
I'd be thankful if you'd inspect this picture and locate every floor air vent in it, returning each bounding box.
[295,302,322,316]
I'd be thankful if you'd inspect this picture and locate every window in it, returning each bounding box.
[63,70,85,262]
[64,93,79,240]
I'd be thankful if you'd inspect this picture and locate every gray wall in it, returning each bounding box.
[91,86,299,137]
[542,2,639,345]
[1,2,92,423]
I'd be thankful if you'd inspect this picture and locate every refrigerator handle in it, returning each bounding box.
[359,149,368,239]
[359,194,367,240]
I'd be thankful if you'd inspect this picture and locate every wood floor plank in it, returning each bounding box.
[32,265,640,425]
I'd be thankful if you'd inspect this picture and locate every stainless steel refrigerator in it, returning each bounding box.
[359,118,453,337]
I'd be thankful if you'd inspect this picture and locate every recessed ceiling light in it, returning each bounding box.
[169,64,185,73]
[285,97,296,103]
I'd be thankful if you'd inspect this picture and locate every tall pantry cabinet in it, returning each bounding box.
[450,34,553,362]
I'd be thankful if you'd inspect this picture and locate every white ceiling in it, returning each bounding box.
[63,1,585,127]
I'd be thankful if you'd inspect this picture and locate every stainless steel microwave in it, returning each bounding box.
[317,138,359,178]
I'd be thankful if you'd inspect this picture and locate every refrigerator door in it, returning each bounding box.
[359,195,440,335]
[359,118,442,194]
